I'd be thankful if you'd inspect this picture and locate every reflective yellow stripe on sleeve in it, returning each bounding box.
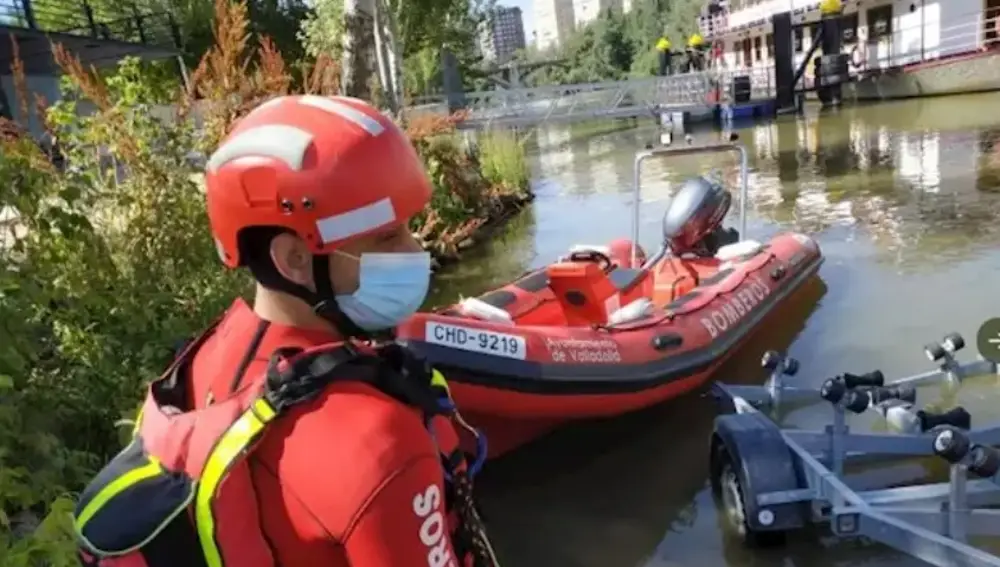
[195,398,278,567]
[132,405,145,439]
[75,451,163,532]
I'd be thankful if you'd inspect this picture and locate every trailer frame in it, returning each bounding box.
[709,331,1000,567]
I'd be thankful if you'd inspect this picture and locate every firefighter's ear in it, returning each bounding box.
[270,233,314,288]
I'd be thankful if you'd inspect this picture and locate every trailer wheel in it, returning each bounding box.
[711,444,786,547]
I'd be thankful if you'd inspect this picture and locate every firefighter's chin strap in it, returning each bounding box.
[308,254,378,339]
[258,253,374,340]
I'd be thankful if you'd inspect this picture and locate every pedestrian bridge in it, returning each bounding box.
[411,67,776,128]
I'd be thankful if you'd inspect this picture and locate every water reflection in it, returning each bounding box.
[473,102,1000,281]
[423,208,538,309]
[977,128,1000,192]
[436,94,1000,567]
[535,126,574,179]
[736,108,1000,269]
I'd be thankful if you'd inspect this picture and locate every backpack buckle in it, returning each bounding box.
[264,344,359,412]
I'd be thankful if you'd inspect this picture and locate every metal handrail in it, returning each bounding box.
[631,142,750,267]
[857,11,1000,71]
[0,0,176,49]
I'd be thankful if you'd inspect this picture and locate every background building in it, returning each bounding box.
[478,6,527,63]
[573,0,626,28]
[534,0,575,51]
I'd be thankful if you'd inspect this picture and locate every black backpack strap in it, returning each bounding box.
[262,344,366,413]
[371,343,453,416]
[259,343,499,567]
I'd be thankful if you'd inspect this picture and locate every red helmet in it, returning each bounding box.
[205,95,432,268]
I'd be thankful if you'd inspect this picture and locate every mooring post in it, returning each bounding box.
[772,11,796,113]
[818,0,844,107]
[441,49,467,114]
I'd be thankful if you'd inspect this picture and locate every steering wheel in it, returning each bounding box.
[567,249,615,272]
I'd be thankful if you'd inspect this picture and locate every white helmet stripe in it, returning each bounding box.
[299,95,385,136]
[206,124,314,173]
[315,197,397,243]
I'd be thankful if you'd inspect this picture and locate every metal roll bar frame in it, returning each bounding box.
[630,142,750,269]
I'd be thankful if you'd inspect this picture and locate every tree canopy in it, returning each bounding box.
[527,0,704,85]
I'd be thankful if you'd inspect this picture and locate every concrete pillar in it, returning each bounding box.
[441,49,467,113]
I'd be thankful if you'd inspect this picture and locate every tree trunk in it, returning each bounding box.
[384,0,405,118]
[341,0,376,99]
[372,0,398,116]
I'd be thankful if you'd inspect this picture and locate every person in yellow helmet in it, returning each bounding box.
[819,0,841,15]
[657,36,673,75]
[685,33,707,71]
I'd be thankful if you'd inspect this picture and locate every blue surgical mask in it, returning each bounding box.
[335,252,432,331]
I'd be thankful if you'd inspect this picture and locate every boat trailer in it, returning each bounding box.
[709,331,1000,567]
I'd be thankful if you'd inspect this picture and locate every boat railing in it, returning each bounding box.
[702,5,999,87]
[711,65,777,100]
[853,9,1000,72]
[631,143,750,268]
[700,2,1000,58]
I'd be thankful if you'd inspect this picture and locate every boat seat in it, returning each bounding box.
[546,261,619,326]
[607,267,646,292]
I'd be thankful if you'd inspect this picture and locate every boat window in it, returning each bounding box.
[842,13,859,45]
[766,34,774,59]
[793,28,803,53]
[732,41,741,65]
[808,22,820,46]
[867,5,893,40]
[986,0,1000,47]
[753,37,762,61]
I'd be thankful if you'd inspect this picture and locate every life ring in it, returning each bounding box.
[850,45,863,69]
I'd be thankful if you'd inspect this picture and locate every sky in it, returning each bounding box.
[502,0,536,43]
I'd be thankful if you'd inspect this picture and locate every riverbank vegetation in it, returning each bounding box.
[524,0,704,86]
[0,0,529,561]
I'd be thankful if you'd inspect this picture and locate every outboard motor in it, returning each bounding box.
[662,175,740,257]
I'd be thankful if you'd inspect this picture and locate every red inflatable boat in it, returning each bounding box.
[397,143,825,456]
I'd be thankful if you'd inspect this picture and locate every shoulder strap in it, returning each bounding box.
[250,343,499,567]
[262,344,364,413]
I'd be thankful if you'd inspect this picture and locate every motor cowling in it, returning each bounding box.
[662,175,734,256]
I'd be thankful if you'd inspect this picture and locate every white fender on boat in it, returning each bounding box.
[607,298,655,326]
[715,239,763,262]
[568,244,612,257]
[459,297,515,325]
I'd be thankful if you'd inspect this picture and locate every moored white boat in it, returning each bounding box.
[696,0,1000,100]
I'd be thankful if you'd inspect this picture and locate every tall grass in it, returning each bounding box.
[478,129,530,195]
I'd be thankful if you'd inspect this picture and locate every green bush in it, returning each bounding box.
[0,1,531,563]
[1,47,248,564]
[477,130,530,193]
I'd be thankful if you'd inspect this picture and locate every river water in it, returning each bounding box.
[431,94,1000,567]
